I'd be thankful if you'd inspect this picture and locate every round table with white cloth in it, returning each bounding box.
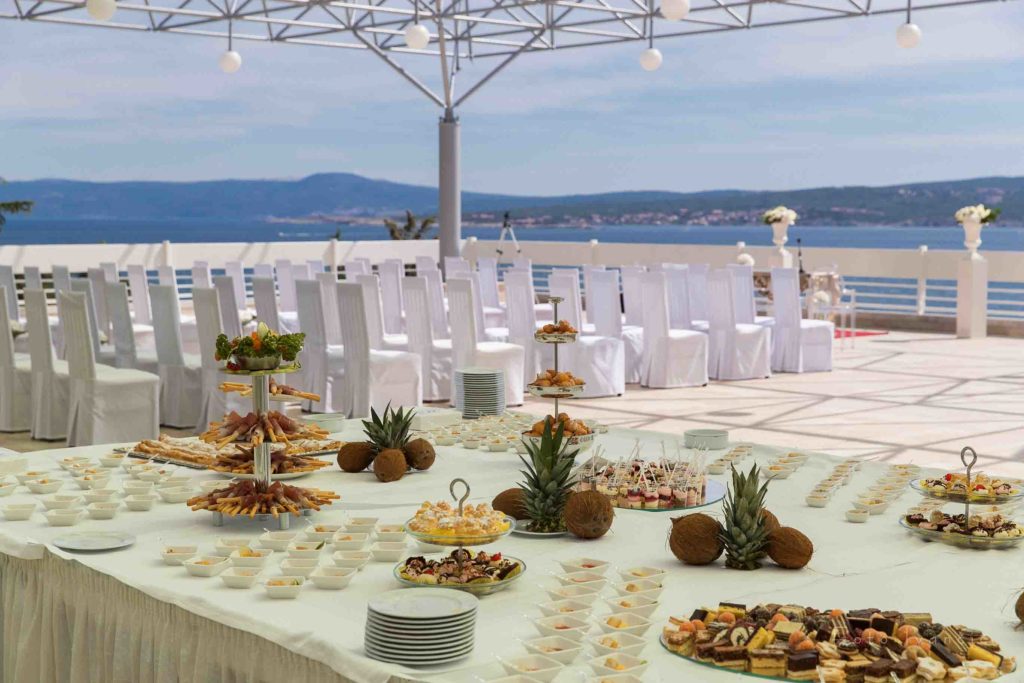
[0,425,1020,683]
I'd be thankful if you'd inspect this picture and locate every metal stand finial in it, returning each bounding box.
[960,446,978,522]
[450,477,470,516]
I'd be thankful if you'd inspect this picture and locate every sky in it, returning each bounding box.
[1,1,1023,196]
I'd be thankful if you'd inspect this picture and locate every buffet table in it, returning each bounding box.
[1,425,1020,683]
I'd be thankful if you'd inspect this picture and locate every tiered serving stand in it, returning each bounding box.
[401,478,523,595]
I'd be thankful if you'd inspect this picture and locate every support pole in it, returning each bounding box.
[438,108,462,271]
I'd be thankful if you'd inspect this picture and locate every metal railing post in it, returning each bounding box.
[916,245,928,315]
[161,240,173,269]
[589,239,600,265]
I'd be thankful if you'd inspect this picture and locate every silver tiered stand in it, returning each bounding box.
[214,365,311,530]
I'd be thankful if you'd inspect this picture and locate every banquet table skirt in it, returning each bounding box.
[0,552,362,683]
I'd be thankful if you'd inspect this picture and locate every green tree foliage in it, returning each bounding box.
[384,210,436,240]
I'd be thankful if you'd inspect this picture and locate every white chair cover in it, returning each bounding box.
[706,269,772,381]
[423,269,450,340]
[23,267,42,291]
[192,287,247,432]
[213,275,244,339]
[512,257,533,277]
[70,279,117,366]
[225,262,247,308]
[295,280,345,413]
[727,263,775,329]
[582,265,606,326]
[447,278,524,407]
[106,282,158,373]
[253,263,274,279]
[252,277,282,333]
[337,282,422,417]
[99,262,118,283]
[307,259,325,274]
[415,255,438,273]
[87,268,110,335]
[315,272,343,346]
[52,266,71,294]
[548,272,624,398]
[638,272,709,388]
[503,271,543,388]
[191,262,212,290]
[477,258,502,308]
[149,284,204,428]
[688,263,710,326]
[157,265,175,286]
[126,265,152,325]
[770,268,834,373]
[404,276,452,402]
[24,289,69,439]
[355,274,408,351]
[0,289,31,431]
[378,260,405,335]
[274,259,297,312]
[444,257,472,279]
[60,291,159,446]
[0,266,18,320]
[293,263,312,284]
[660,265,695,330]
[343,260,370,279]
[590,269,645,385]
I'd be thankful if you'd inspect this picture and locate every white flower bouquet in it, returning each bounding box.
[954,204,1001,225]
[762,206,798,225]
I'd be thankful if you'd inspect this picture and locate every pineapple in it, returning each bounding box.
[719,464,770,570]
[517,420,578,533]
[362,403,416,482]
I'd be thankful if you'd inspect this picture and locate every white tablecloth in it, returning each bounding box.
[1,426,1021,683]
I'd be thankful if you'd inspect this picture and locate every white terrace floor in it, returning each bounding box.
[5,330,1024,477]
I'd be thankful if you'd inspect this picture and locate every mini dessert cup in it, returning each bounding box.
[846,509,870,523]
[498,655,564,682]
[263,576,304,598]
[221,567,262,589]
[522,635,582,665]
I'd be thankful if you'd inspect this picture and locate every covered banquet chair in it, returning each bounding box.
[0,288,31,432]
[589,269,644,385]
[295,279,345,413]
[105,282,159,373]
[192,287,248,431]
[24,289,70,440]
[149,284,204,428]
[770,267,834,373]
[706,269,772,381]
[639,271,708,388]
[404,275,452,402]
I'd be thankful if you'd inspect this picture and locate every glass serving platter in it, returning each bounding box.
[659,634,784,681]
[522,431,595,452]
[910,478,1024,505]
[527,384,584,398]
[534,331,577,344]
[612,479,727,513]
[898,516,1024,549]
[404,516,515,547]
[221,364,301,376]
[393,553,526,596]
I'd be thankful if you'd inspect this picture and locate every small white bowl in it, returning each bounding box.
[137,469,170,482]
[462,439,480,450]
[604,594,658,619]
[0,483,16,497]
[303,523,342,542]
[538,599,594,619]
[763,468,792,480]
[587,632,648,657]
[214,537,253,557]
[26,479,63,494]
[846,509,870,523]
[370,542,407,562]
[618,567,665,585]
[123,481,154,495]
[434,436,456,447]
[58,457,91,470]
[287,540,327,559]
[331,532,369,550]
[805,495,830,508]
[184,556,229,577]
[98,455,126,468]
[2,503,35,521]
[124,494,157,511]
[45,509,83,526]
[199,479,228,494]
[499,655,564,682]
[522,635,583,665]
[159,475,192,488]
[230,548,272,568]
[87,502,121,520]
[16,470,52,484]
[264,576,304,598]
[221,567,262,588]
[555,572,607,589]
[280,558,319,577]
[343,517,378,534]
[587,653,649,677]
[487,442,509,452]
[533,615,590,641]
[40,494,82,511]
[598,613,651,637]
[72,476,102,490]
[611,580,662,600]
[156,487,195,504]
[545,584,603,604]
[852,499,888,515]
[258,531,299,552]
[374,524,406,542]
[332,550,371,570]
[558,558,610,575]
[310,566,356,590]
[161,546,197,565]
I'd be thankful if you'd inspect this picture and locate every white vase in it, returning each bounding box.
[961,218,983,254]
[771,221,791,248]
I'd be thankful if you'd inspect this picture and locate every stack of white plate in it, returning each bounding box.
[454,367,505,418]
[365,589,479,666]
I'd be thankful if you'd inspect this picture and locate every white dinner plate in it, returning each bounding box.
[365,623,476,642]
[368,588,479,619]
[364,642,474,665]
[52,531,136,552]
[367,611,477,629]
[364,632,474,652]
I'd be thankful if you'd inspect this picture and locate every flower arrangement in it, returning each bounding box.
[954,204,1001,225]
[761,206,798,226]
[214,322,305,371]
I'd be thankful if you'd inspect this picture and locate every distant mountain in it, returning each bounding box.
[1,172,1020,226]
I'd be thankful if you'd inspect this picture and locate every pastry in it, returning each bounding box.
[748,649,786,677]
[786,651,819,681]
[863,660,892,683]
[915,658,947,681]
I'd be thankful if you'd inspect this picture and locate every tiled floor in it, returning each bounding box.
[5,330,1024,476]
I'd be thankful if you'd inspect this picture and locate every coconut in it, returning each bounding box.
[373,448,408,483]
[563,490,614,540]
[767,527,813,569]
[1016,592,1024,625]
[403,438,436,470]
[338,442,375,473]
[669,513,724,565]
[761,509,781,534]
[492,488,529,520]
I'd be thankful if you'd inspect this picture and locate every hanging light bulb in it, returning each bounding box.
[85,0,117,21]
[660,0,690,21]
[640,47,663,72]
[896,22,921,48]
[405,23,431,49]
[219,50,242,73]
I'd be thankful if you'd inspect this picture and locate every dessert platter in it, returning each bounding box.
[523,413,594,450]
[405,495,513,547]
[186,479,339,519]
[209,446,331,480]
[911,472,1023,505]
[660,600,1016,681]
[527,369,586,398]
[534,318,578,343]
[901,510,1024,548]
[394,548,525,596]
[219,378,321,403]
